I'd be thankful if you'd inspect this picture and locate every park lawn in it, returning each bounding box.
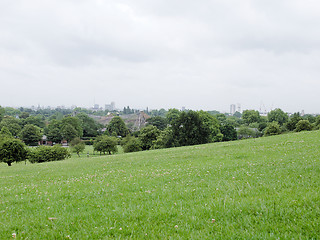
[0,131,319,239]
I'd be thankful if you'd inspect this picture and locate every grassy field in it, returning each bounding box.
[0,131,319,239]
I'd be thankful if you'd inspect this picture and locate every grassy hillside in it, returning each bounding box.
[0,131,319,239]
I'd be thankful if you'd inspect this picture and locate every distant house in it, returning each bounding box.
[39,135,53,146]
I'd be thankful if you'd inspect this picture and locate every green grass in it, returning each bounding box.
[1,131,320,239]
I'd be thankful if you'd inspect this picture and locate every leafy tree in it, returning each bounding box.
[303,114,316,124]
[61,116,83,137]
[242,110,261,125]
[106,116,129,137]
[220,124,237,141]
[19,112,30,119]
[93,136,118,155]
[122,137,142,153]
[286,113,303,131]
[28,145,71,163]
[152,127,175,149]
[267,108,288,126]
[264,122,281,136]
[233,111,242,118]
[138,125,160,150]
[60,124,79,143]
[171,110,220,147]
[295,120,312,132]
[0,126,13,138]
[20,124,42,146]
[166,109,181,125]
[146,116,168,130]
[0,105,5,122]
[22,115,45,128]
[0,116,22,137]
[0,138,28,166]
[237,126,256,139]
[76,113,102,137]
[215,114,227,125]
[46,127,62,143]
[314,115,320,130]
[70,137,85,157]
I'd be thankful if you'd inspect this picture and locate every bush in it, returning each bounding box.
[295,120,312,132]
[28,145,71,163]
[123,138,142,153]
[264,122,281,136]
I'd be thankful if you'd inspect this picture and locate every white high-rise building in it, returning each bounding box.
[230,104,236,115]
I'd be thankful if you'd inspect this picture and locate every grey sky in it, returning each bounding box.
[1,0,320,113]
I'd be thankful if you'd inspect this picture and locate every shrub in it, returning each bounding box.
[295,120,312,132]
[28,145,71,163]
[123,137,142,153]
[70,138,85,157]
[264,122,281,136]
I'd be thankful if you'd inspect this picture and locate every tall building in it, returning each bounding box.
[230,104,236,115]
[105,102,115,111]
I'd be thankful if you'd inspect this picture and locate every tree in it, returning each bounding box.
[146,116,168,130]
[166,109,181,125]
[76,113,102,137]
[93,136,118,155]
[264,122,281,136]
[61,116,83,138]
[242,110,261,125]
[20,124,42,146]
[22,115,45,128]
[0,138,28,166]
[122,137,142,153]
[60,124,79,143]
[171,110,221,147]
[19,112,30,119]
[0,116,22,137]
[152,127,175,149]
[286,113,303,131]
[267,108,288,126]
[295,120,312,132]
[220,124,237,141]
[0,126,13,138]
[0,105,5,122]
[314,115,320,130]
[70,138,85,157]
[106,116,129,137]
[237,126,256,139]
[138,125,160,150]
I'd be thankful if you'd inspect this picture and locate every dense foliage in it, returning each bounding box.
[28,145,71,163]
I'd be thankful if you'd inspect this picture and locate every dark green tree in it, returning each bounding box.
[76,113,102,137]
[138,125,160,150]
[93,136,118,155]
[61,116,83,137]
[19,112,30,119]
[0,138,28,166]
[242,110,261,125]
[0,116,22,137]
[237,126,256,139]
[295,120,312,132]
[220,124,237,141]
[152,128,175,149]
[60,124,79,143]
[264,122,281,136]
[122,137,142,153]
[0,126,13,138]
[267,108,288,126]
[106,116,129,137]
[171,110,221,147]
[166,109,181,125]
[286,113,303,131]
[0,106,5,122]
[146,116,168,130]
[19,124,42,146]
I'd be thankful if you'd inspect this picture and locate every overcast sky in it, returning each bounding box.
[1,0,319,113]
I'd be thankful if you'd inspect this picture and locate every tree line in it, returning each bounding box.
[1,105,319,166]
